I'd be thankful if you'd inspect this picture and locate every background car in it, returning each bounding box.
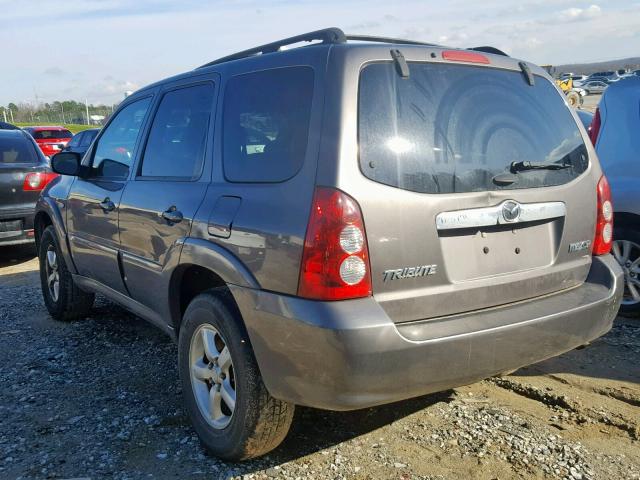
[587,71,621,82]
[61,128,99,157]
[582,80,608,95]
[0,121,20,130]
[0,129,57,246]
[590,76,640,316]
[570,75,589,87]
[23,126,73,157]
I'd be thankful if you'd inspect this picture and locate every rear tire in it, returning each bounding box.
[38,226,95,321]
[612,225,640,318]
[178,290,294,460]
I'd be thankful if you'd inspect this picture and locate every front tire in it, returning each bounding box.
[38,225,95,321]
[566,91,581,107]
[178,290,294,460]
[612,225,640,318]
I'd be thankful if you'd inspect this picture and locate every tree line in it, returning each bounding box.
[1,100,117,125]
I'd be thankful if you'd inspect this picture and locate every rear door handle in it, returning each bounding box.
[161,206,183,224]
[99,198,115,212]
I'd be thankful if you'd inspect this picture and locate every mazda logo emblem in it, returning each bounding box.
[502,200,521,222]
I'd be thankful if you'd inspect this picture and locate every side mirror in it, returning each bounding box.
[51,152,82,176]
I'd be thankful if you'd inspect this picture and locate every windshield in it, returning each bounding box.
[358,62,589,194]
[31,129,73,140]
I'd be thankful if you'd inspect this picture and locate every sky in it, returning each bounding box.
[1,0,639,106]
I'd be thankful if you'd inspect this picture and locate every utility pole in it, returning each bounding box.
[2,109,6,123]
[9,108,14,123]
[61,103,65,124]
[85,99,90,125]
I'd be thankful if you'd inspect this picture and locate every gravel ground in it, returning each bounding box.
[578,93,600,113]
[0,244,638,480]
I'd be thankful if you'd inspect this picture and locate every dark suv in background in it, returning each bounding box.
[35,28,623,460]
[61,128,100,157]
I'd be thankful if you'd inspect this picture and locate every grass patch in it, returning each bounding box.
[13,123,99,134]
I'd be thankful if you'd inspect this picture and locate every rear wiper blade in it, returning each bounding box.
[510,161,571,173]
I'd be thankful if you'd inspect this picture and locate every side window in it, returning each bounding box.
[91,98,151,179]
[80,130,95,148]
[223,67,314,182]
[66,132,83,148]
[140,83,214,178]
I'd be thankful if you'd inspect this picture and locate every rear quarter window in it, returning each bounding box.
[222,66,314,183]
[358,62,589,194]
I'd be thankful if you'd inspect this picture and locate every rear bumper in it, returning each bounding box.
[231,255,623,411]
[0,211,35,246]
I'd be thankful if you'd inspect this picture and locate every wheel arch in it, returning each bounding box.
[34,210,53,251]
[615,212,640,230]
[34,197,77,274]
[168,238,260,333]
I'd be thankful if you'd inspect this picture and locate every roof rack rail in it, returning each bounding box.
[345,34,438,47]
[198,27,347,69]
[468,46,509,57]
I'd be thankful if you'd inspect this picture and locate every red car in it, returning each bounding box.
[24,126,73,157]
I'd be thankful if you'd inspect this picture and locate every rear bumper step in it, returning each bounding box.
[231,254,623,411]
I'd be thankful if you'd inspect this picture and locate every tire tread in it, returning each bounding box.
[40,226,94,321]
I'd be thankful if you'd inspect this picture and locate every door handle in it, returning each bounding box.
[99,198,115,212]
[161,206,183,224]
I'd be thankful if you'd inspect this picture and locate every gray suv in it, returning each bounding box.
[35,28,623,460]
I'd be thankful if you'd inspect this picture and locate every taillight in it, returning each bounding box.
[298,187,372,300]
[593,175,613,255]
[588,108,601,145]
[23,172,58,191]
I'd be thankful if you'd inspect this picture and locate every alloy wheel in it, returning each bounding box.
[45,246,60,302]
[189,324,237,429]
[612,239,640,305]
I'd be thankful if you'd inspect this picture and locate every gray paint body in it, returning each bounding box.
[36,42,623,410]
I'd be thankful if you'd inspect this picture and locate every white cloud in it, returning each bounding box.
[0,0,639,105]
[557,4,602,23]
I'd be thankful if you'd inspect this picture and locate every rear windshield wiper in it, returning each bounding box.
[510,161,571,173]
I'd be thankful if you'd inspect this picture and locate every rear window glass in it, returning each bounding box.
[31,129,72,140]
[223,66,314,183]
[359,63,589,194]
[0,135,37,163]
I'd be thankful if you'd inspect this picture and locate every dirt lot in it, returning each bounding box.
[579,94,600,113]
[0,245,638,480]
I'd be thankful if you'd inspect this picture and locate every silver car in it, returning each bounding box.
[582,80,609,95]
[592,76,640,316]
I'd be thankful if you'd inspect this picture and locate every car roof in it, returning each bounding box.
[131,27,532,98]
[0,129,29,139]
[27,126,69,131]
